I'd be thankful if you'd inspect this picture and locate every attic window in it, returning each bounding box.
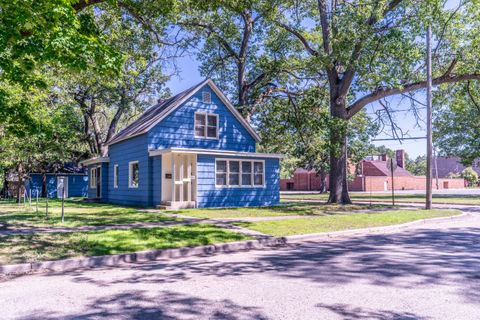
[195,112,218,139]
[202,91,211,104]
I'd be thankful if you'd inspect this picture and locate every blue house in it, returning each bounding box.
[80,79,282,208]
[27,173,89,198]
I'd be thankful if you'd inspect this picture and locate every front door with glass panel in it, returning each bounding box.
[171,154,196,208]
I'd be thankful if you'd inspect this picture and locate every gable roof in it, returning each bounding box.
[363,160,413,177]
[107,79,261,146]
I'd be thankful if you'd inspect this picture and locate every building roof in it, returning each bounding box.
[106,79,261,146]
[433,156,480,178]
[362,160,413,177]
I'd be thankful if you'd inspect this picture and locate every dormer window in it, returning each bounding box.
[195,112,218,139]
[202,91,211,104]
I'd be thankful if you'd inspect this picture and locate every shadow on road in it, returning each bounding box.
[28,225,480,319]
[15,290,269,320]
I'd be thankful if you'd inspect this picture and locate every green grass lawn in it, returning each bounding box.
[0,198,179,228]
[282,193,480,205]
[232,209,462,237]
[168,203,392,219]
[0,224,250,265]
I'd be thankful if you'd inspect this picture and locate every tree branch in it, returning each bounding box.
[317,0,331,55]
[347,73,480,118]
[180,21,240,63]
[277,22,319,57]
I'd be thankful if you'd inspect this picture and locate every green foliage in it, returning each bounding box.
[461,167,478,187]
[257,87,378,180]
[0,0,123,88]
[405,155,427,176]
[434,82,480,165]
[181,0,295,117]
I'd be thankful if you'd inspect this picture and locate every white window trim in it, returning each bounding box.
[215,158,265,188]
[90,167,97,189]
[113,164,119,189]
[128,161,139,188]
[194,112,219,140]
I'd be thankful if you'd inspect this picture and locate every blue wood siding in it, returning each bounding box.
[149,155,162,206]
[107,134,150,206]
[196,155,280,208]
[147,85,256,152]
[68,175,88,197]
[28,174,87,198]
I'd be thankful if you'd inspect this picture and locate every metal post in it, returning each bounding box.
[434,147,439,190]
[29,188,32,209]
[61,186,65,223]
[36,190,39,214]
[426,25,433,209]
[391,158,395,206]
[45,189,48,218]
[369,178,372,207]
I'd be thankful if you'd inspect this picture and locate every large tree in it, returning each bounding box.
[62,4,175,156]
[180,0,295,121]
[271,0,480,203]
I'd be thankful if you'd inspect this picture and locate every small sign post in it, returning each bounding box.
[45,188,49,219]
[61,186,65,224]
[36,190,39,214]
[387,158,397,206]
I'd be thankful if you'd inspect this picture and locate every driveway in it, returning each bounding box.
[1,212,480,319]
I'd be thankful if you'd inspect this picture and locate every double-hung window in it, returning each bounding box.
[195,112,218,139]
[113,164,119,188]
[128,161,139,188]
[90,167,97,188]
[216,159,264,187]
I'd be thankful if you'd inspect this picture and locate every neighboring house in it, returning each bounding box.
[433,156,480,178]
[25,163,89,198]
[282,150,465,192]
[80,79,282,208]
[27,173,89,198]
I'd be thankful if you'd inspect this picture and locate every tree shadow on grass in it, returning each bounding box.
[0,224,249,264]
[15,290,269,320]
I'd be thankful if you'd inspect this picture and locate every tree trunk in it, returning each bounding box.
[41,172,47,198]
[319,169,327,193]
[327,92,352,204]
[1,169,8,197]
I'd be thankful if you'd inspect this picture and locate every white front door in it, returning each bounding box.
[57,176,68,198]
[162,153,197,208]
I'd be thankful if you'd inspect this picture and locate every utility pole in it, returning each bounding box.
[426,25,433,209]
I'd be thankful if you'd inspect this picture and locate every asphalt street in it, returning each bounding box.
[1,211,480,319]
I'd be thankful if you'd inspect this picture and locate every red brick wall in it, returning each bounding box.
[281,169,465,191]
[359,176,465,191]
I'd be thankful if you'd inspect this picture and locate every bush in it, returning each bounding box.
[461,167,478,187]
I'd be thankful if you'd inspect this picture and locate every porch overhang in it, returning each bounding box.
[148,148,284,159]
[79,157,110,166]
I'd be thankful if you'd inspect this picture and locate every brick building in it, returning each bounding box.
[281,150,465,192]
[433,156,480,178]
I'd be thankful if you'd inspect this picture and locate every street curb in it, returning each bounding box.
[0,237,287,275]
[0,211,468,276]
